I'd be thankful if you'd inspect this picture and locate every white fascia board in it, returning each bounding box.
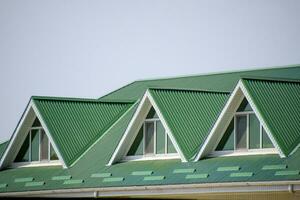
[195,80,284,161]
[239,80,285,158]
[107,92,149,166]
[195,81,243,161]
[31,101,67,168]
[147,90,187,162]
[107,89,187,165]
[0,100,33,169]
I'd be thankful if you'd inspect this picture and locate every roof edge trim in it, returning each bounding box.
[195,79,285,161]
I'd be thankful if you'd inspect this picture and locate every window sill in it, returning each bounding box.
[208,149,278,157]
[10,160,61,168]
[122,154,180,162]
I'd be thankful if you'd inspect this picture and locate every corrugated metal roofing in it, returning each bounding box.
[242,78,300,156]
[149,88,230,160]
[100,65,300,101]
[0,100,299,194]
[33,97,133,166]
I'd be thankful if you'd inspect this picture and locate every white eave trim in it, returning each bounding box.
[107,90,187,166]
[195,80,285,161]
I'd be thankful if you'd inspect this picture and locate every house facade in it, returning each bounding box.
[0,65,299,199]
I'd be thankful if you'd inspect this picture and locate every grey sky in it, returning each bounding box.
[0,0,300,142]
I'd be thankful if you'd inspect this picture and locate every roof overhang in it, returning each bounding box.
[195,79,285,161]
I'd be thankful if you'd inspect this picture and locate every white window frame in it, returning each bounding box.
[124,118,179,162]
[12,126,59,167]
[211,110,276,157]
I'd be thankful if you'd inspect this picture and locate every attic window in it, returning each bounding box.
[125,107,178,161]
[13,118,58,164]
[213,98,275,156]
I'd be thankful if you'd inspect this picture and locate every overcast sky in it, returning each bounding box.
[0,0,300,142]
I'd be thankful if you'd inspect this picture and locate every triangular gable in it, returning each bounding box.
[108,90,186,165]
[242,78,300,156]
[0,100,66,169]
[195,79,286,160]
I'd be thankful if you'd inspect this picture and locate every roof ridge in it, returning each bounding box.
[32,96,134,104]
[134,64,300,82]
[241,76,300,84]
[148,87,231,94]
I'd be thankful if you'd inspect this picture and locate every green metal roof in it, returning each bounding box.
[0,141,8,160]
[33,97,133,167]
[0,65,300,195]
[149,88,229,161]
[242,78,300,156]
[100,65,300,101]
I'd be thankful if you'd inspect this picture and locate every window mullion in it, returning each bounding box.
[247,114,249,150]
[29,130,32,162]
[154,121,157,155]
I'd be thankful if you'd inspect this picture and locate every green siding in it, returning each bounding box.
[33,98,133,166]
[242,78,300,156]
[149,88,229,160]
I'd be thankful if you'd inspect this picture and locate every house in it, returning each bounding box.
[0,65,299,199]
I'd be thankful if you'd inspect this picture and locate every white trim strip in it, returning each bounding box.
[31,102,67,168]
[108,90,187,165]
[195,80,285,161]
[0,101,33,169]
[239,81,285,158]
[143,90,187,162]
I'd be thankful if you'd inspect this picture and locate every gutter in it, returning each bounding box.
[0,181,300,198]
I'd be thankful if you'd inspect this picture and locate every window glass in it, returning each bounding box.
[235,115,247,150]
[156,121,165,154]
[14,134,30,162]
[249,114,260,149]
[262,128,274,148]
[30,130,40,161]
[146,107,158,119]
[237,98,253,112]
[144,122,154,155]
[127,126,144,156]
[50,144,58,160]
[40,130,49,161]
[216,119,234,151]
[32,117,41,127]
[167,134,177,153]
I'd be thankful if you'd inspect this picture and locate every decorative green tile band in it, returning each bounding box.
[25,182,45,187]
[14,177,34,183]
[275,170,300,176]
[230,172,253,177]
[173,168,196,174]
[262,165,287,170]
[0,184,8,188]
[102,177,124,182]
[63,179,84,185]
[51,175,72,180]
[132,171,153,176]
[143,176,165,181]
[91,173,112,178]
[186,174,208,179]
[217,166,240,172]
